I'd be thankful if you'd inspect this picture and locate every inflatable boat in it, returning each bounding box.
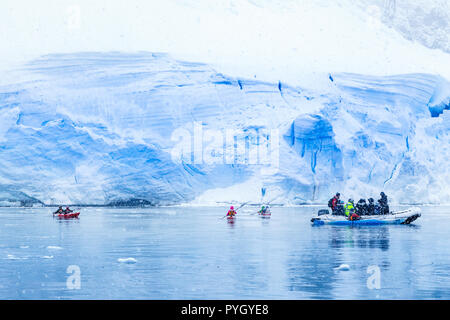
[311,207,421,226]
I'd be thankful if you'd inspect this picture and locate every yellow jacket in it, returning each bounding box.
[344,203,355,217]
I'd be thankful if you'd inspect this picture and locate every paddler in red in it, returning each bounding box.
[227,206,237,217]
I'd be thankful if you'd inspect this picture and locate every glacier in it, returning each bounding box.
[0,52,449,205]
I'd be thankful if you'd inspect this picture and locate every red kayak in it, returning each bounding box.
[57,212,80,219]
[227,215,236,220]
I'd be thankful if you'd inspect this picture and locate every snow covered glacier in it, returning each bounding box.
[0,52,449,205]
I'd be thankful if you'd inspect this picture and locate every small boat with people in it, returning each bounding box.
[311,207,421,225]
[53,206,80,219]
[311,192,421,226]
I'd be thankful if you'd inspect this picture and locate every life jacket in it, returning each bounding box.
[344,203,354,217]
[227,210,236,216]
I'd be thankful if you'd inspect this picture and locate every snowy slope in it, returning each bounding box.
[0,52,449,205]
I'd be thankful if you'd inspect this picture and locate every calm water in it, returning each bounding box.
[0,206,449,299]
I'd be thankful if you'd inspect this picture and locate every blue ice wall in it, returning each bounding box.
[0,52,449,204]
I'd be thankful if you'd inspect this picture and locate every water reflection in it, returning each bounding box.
[286,238,338,299]
[227,218,236,227]
[55,218,80,225]
[287,225,394,298]
[329,226,390,251]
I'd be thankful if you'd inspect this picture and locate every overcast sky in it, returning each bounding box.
[1,0,450,82]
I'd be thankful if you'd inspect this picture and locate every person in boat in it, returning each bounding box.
[227,206,237,217]
[329,193,344,215]
[344,199,354,217]
[54,206,64,215]
[345,199,361,221]
[356,199,368,216]
[349,212,360,221]
[64,207,73,215]
[378,192,389,215]
[367,198,375,215]
[344,198,356,217]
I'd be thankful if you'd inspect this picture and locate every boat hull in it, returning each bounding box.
[57,212,80,219]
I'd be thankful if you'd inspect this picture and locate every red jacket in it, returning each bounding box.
[332,197,339,209]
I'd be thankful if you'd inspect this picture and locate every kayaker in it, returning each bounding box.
[227,206,237,217]
[344,199,355,218]
[356,199,368,216]
[64,207,73,215]
[259,205,270,215]
[54,206,64,215]
[378,192,389,215]
[367,198,375,215]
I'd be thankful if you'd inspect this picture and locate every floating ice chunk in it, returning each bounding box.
[335,264,350,271]
[42,255,54,259]
[118,257,137,264]
[47,246,63,250]
[5,254,27,260]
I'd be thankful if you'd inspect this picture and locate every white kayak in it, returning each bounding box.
[311,207,421,226]
[259,210,271,218]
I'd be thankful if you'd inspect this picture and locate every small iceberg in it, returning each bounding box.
[334,264,350,271]
[42,255,54,259]
[47,246,63,250]
[6,254,27,260]
[118,257,137,264]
